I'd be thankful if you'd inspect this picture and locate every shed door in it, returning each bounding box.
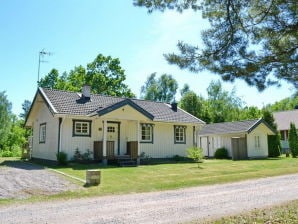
[231,137,247,160]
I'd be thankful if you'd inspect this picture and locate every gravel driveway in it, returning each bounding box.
[0,161,79,199]
[0,172,297,224]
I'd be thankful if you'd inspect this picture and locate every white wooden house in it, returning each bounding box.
[198,119,276,160]
[25,86,205,164]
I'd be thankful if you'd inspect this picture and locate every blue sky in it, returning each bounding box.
[0,0,294,116]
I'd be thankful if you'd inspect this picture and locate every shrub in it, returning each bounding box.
[56,151,68,165]
[289,122,298,158]
[172,154,183,162]
[268,135,281,157]
[187,147,204,167]
[1,150,14,157]
[214,147,229,159]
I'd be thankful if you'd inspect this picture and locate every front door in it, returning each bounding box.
[107,122,120,155]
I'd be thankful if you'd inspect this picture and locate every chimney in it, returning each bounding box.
[82,85,91,100]
[171,102,178,112]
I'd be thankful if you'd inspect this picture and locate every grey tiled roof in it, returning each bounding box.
[198,119,266,135]
[273,110,298,130]
[40,88,204,124]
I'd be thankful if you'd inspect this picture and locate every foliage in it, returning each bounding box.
[266,95,298,112]
[56,151,68,165]
[288,122,298,157]
[0,147,22,157]
[172,154,184,162]
[135,0,298,91]
[19,100,32,119]
[72,148,92,162]
[206,80,243,123]
[214,147,229,159]
[187,146,204,167]
[179,91,203,118]
[140,73,178,102]
[0,91,12,150]
[39,54,135,98]
[268,135,281,157]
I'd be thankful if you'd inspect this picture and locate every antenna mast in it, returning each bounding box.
[37,49,52,87]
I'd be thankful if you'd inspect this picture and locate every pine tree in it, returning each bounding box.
[288,123,298,158]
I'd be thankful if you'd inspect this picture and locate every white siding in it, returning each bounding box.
[247,123,270,158]
[140,123,196,158]
[31,103,58,160]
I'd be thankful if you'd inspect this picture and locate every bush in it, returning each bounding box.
[56,151,68,165]
[1,150,14,157]
[268,135,281,157]
[289,122,298,158]
[187,147,204,167]
[214,147,229,159]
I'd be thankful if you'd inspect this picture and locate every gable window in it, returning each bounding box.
[141,123,153,143]
[254,136,260,148]
[174,125,186,144]
[39,123,46,143]
[73,120,91,137]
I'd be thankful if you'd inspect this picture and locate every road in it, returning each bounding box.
[1,174,297,224]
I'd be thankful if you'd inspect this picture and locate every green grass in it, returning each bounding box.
[1,156,298,202]
[199,200,298,224]
[48,157,298,197]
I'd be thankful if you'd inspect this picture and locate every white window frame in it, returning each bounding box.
[254,136,260,148]
[141,123,153,143]
[73,120,91,137]
[39,123,46,143]
[174,125,186,144]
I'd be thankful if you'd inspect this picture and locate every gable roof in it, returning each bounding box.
[26,88,204,125]
[273,110,298,130]
[198,119,275,136]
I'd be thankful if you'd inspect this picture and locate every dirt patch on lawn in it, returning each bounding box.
[0,160,79,199]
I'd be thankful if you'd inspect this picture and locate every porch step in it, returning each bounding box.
[118,160,137,167]
[115,155,137,167]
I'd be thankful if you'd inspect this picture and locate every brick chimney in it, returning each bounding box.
[82,85,91,100]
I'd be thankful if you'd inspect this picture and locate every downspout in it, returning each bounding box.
[57,117,63,154]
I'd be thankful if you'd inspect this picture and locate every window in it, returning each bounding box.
[39,123,46,143]
[174,125,186,144]
[254,136,260,148]
[107,126,115,133]
[141,123,153,143]
[73,120,91,137]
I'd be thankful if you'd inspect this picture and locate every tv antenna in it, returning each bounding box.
[37,49,53,87]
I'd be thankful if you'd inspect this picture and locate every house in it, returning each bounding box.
[25,86,205,164]
[197,119,276,160]
[273,110,298,152]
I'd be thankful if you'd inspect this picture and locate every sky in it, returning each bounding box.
[0,0,295,116]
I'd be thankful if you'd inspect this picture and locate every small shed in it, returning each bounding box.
[198,119,276,160]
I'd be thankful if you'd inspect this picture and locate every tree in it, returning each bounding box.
[187,146,204,167]
[141,73,178,102]
[262,109,281,157]
[134,0,298,91]
[39,54,135,97]
[206,80,243,122]
[180,83,190,97]
[0,91,12,150]
[19,100,32,119]
[288,122,298,157]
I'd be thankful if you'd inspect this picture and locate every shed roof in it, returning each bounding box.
[198,119,275,136]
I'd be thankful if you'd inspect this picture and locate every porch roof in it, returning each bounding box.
[34,88,204,124]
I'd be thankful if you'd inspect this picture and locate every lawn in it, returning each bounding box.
[49,157,298,197]
[200,199,298,224]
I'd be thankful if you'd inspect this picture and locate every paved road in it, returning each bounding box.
[1,174,298,224]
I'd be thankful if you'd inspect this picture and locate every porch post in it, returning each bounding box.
[136,120,140,165]
[102,119,107,165]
